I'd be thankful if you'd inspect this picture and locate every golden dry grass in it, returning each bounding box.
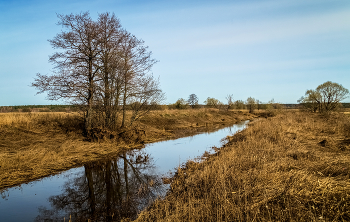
[0,109,255,190]
[136,111,350,221]
[0,112,75,126]
[0,112,133,189]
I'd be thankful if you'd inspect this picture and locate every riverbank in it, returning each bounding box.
[0,109,256,190]
[137,111,350,221]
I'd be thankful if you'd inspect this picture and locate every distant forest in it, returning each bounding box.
[1,103,349,113]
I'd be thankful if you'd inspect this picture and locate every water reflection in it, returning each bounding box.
[35,150,165,221]
[0,121,248,221]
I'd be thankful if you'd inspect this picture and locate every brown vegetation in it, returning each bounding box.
[137,111,350,221]
[0,109,255,190]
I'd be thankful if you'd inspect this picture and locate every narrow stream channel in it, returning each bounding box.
[0,121,248,221]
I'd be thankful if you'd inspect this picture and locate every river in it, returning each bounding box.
[0,121,248,221]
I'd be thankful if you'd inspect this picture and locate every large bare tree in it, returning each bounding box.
[32,12,101,131]
[32,12,164,134]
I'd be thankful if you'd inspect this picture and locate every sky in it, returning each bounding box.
[0,0,349,105]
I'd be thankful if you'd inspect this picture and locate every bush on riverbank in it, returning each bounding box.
[136,111,350,221]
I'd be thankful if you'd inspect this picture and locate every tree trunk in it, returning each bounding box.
[85,44,94,131]
[121,72,128,128]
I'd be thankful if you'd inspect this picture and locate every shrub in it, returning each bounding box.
[234,100,246,109]
[204,97,223,108]
[174,98,189,109]
[21,107,32,112]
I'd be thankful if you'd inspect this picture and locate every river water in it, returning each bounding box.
[0,121,248,221]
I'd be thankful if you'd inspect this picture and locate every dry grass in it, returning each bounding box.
[0,109,255,190]
[136,111,350,221]
[0,112,76,126]
[138,109,256,142]
[0,112,131,189]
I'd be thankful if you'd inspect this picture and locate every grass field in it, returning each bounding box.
[0,109,256,190]
[137,111,350,221]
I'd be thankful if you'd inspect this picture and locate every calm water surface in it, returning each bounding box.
[0,121,248,221]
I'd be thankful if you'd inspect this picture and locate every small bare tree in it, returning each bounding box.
[226,94,234,110]
[129,76,165,125]
[256,99,260,111]
[297,90,321,112]
[187,94,199,108]
[246,97,257,113]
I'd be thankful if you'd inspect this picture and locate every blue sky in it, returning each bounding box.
[0,0,349,105]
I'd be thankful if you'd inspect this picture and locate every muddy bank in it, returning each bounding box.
[0,109,256,190]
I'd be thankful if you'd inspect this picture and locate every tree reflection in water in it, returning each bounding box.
[35,150,165,221]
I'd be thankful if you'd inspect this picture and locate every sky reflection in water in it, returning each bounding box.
[0,121,247,221]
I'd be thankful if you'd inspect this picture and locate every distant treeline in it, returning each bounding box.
[1,103,349,113]
[342,103,350,108]
[0,105,80,113]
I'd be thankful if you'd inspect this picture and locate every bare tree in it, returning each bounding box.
[298,81,349,112]
[256,99,260,111]
[226,94,234,110]
[187,94,199,108]
[317,81,349,112]
[129,75,165,125]
[246,97,257,113]
[95,12,123,129]
[32,12,101,131]
[298,90,321,112]
[117,32,158,128]
[32,12,163,134]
